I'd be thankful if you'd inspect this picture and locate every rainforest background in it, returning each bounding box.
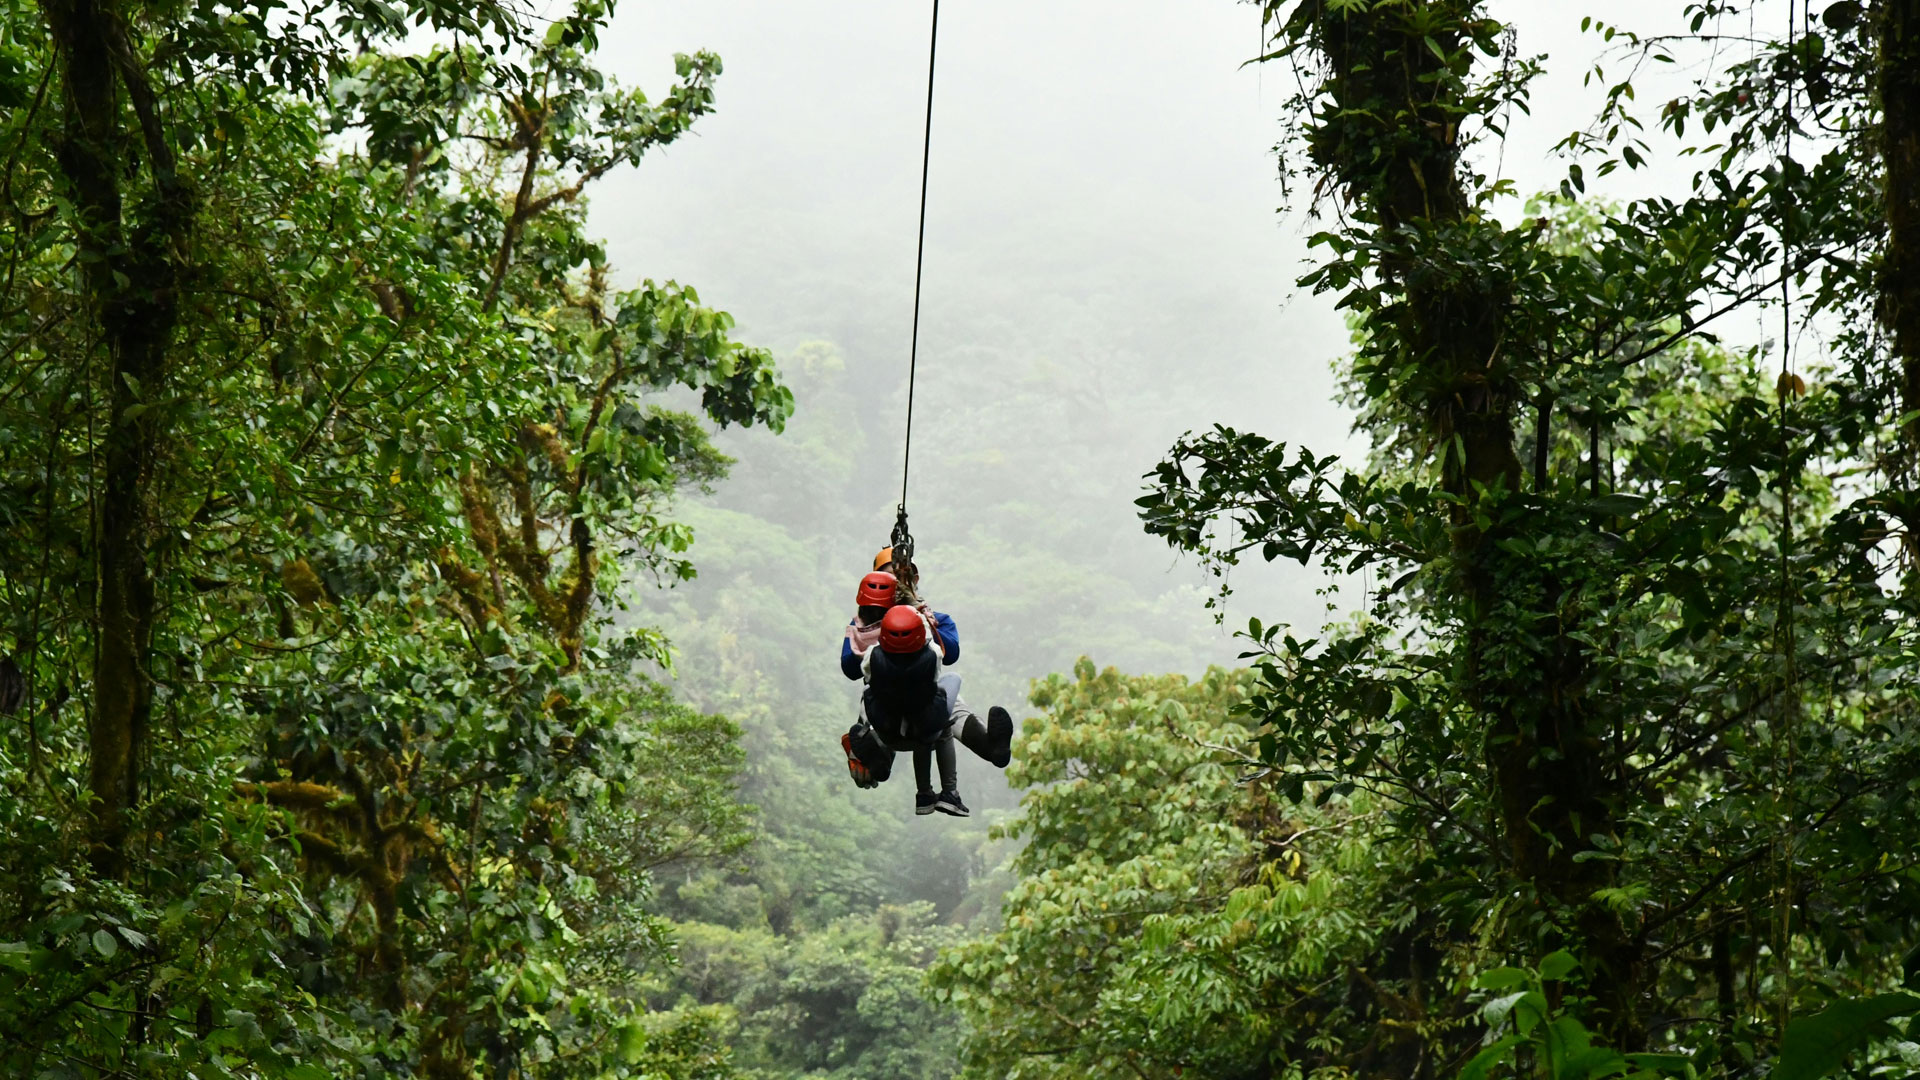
[5,0,1920,1078]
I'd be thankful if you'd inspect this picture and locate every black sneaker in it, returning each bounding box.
[934,791,970,817]
[986,706,1014,768]
[915,792,936,816]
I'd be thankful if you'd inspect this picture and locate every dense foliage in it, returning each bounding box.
[12,1,1920,1078]
[1125,0,1920,1076]
[654,903,966,1080]
[932,662,1393,1078]
[0,0,789,1075]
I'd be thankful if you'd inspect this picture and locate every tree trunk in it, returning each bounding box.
[39,0,186,872]
[1285,0,1638,1045]
[1883,0,1920,466]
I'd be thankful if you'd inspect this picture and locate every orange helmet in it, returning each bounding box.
[857,571,897,608]
[874,546,917,581]
[879,605,927,654]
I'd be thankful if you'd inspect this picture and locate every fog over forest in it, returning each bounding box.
[584,0,1741,792]
[595,2,1349,699]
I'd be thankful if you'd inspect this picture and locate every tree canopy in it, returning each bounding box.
[8,1,1920,1079]
[2,0,786,1074]
[1124,0,1920,1075]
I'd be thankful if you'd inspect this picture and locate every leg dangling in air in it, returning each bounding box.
[959,706,1014,769]
[933,740,968,817]
[913,749,935,815]
[936,738,958,792]
[918,741,967,816]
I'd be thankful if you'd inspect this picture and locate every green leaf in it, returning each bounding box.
[618,1020,647,1064]
[1556,1046,1627,1080]
[1775,993,1920,1080]
[1475,966,1530,990]
[1539,949,1580,982]
[1623,1052,1694,1075]
[91,928,118,959]
[1822,1,1862,30]
[1582,493,1648,517]
[1460,1034,1525,1080]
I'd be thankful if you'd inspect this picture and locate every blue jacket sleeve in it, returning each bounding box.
[930,611,959,666]
[840,625,864,681]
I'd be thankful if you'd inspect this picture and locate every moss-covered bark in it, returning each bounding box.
[38,0,191,872]
[1879,0,1920,467]
[1279,0,1638,1046]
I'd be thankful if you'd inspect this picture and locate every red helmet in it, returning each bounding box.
[879,605,927,654]
[857,571,897,608]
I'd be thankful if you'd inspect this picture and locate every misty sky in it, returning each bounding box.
[584,0,1790,656]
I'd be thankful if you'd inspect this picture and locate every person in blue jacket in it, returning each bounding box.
[839,559,1011,817]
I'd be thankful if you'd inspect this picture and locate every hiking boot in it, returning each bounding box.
[915,791,937,816]
[986,706,1014,768]
[842,732,874,788]
[960,707,1015,769]
[934,791,970,817]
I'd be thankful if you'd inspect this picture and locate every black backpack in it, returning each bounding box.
[843,721,894,786]
[862,647,950,746]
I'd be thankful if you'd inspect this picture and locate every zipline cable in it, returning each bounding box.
[899,0,939,521]
[890,0,939,583]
